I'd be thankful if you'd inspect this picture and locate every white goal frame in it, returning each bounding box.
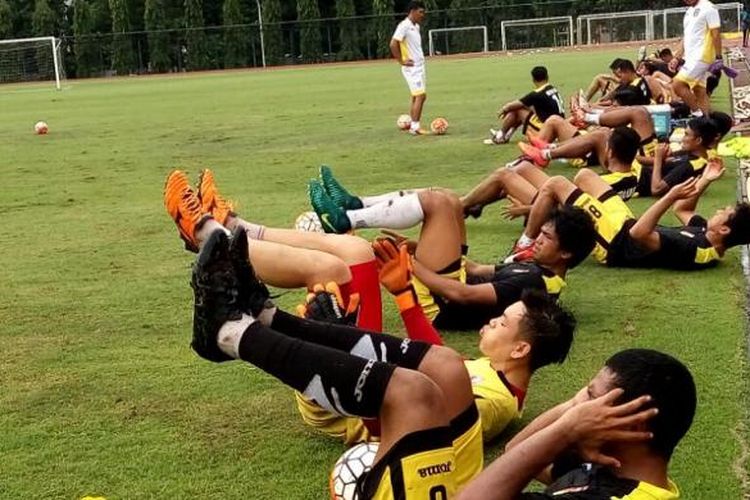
[577,10,654,45]
[500,16,574,51]
[428,26,488,56]
[659,1,741,39]
[0,36,64,90]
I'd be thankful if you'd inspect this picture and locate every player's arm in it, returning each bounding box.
[412,259,497,305]
[501,99,527,116]
[373,238,444,345]
[389,38,410,65]
[710,26,722,61]
[464,258,496,278]
[673,158,725,224]
[458,390,656,500]
[630,177,700,251]
[649,143,672,196]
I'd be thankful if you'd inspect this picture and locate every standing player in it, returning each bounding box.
[485,66,565,145]
[670,0,722,116]
[391,1,429,136]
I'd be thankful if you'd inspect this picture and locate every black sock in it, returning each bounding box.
[270,309,430,370]
[238,322,394,418]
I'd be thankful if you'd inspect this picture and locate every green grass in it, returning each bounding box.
[1,49,748,498]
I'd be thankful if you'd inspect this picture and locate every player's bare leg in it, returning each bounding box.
[546,129,609,166]
[535,115,580,144]
[585,74,616,102]
[598,106,654,140]
[694,84,710,114]
[671,79,700,113]
[415,189,465,271]
[461,165,538,215]
[524,176,579,240]
[514,160,552,189]
[246,239,352,289]
[410,93,427,133]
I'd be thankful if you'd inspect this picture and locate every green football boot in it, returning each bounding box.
[308,179,352,234]
[319,165,363,210]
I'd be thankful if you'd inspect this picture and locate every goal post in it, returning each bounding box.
[660,2,741,39]
[577,10,653,45]
[501,16,574,51]
[428,26,488,56]
[0,36,65,90]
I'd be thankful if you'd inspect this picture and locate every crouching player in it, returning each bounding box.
[460,348,694,499]
[309,166,596,331]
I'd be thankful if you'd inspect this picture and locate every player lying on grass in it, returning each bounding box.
[309,166,596,330]
[188,224,483,495]
[510,160,750,270]
[462,131,643,222]
[515,86,652,161]
[585,59,659,106]
[521,115,726,199]
[485,66,565,145]
[163,169,382,330]
[296,244,576,444]
[459,348,694,500]
[185,224,657,498]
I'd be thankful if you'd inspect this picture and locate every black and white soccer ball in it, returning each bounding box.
[294,211,324,233]
[329,441,379,500]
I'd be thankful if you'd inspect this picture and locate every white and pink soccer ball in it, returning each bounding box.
[34,121,49,135]
[396,114,412,131]
[329,442,379,500]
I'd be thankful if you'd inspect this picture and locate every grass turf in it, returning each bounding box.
[1,49,748,498]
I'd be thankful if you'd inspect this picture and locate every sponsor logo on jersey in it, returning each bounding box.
[417,461,452,478]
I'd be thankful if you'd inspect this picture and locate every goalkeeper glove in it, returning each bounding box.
[296,282,360,325]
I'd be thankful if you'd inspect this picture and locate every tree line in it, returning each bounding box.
[0,0,698,78]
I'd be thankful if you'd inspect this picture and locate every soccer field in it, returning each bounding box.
[1,49,748,498]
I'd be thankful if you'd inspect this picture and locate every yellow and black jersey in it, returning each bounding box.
[638,134,658,158]
[464,357,524,442]
[432,262,565,331]
[635,153,707,197]
[618,77,653,105]
[520,84,565,122]
[356,427,457,500]
[609,215,721,270]
[520,464,679,499]
[600,171,638,201]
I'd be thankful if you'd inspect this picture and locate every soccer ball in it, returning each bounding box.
[35,121,48,135]
[396,114,412,131]
[430,117,449,135]
[329,442,379,500]
[294,211,324,233]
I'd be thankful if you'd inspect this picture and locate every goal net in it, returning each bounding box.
[501,16,574,51]
[428,26,488,56]
[578,11,653,45]
[660,2,741,39]
[0,36,65,89]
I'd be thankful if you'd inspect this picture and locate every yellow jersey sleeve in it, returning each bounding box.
[464,358,522,442]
